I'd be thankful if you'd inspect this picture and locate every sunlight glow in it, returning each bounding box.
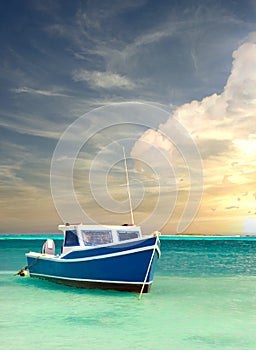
[243,217,256,234]
[233,139,256,157]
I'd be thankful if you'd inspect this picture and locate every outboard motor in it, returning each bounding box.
[42,239,55,255]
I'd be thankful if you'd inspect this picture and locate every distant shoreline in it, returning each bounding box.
[0,233,255,240]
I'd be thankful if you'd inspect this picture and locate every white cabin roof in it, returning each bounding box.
[58,223,143,254]
[58,223,141,232]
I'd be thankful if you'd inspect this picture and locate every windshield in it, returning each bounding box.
[82,230,113,245]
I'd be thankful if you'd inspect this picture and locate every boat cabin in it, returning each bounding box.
[58,223,143,255]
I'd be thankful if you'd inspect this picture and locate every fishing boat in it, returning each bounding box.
[24,223,160,293]
[19,148,161,294]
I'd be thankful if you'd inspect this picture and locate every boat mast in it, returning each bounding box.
[123,147,135,225]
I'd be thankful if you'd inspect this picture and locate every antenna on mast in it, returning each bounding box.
[123,147,135,225]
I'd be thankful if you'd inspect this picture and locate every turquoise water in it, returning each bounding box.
[1,236,256,349]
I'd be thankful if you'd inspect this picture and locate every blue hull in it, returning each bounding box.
[26,237,160,292]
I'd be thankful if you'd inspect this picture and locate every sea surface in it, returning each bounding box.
[1,235,256,350]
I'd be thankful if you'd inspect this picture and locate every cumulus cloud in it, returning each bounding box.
[133,32,256,165]
[131,33,256,232]
[175,33,256,140]
[72,69,135,89]
[133,128,174,153]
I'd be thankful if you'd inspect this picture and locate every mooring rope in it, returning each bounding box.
[138,236,159,300]
[15,255,41,276]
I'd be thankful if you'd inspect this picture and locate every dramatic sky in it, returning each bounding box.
[1,0,256,234]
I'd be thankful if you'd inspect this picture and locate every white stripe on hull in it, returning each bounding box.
[30,273,152,286]
[26,243,160,263]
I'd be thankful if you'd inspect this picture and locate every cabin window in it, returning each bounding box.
[82,230,112,245]
[64,230,79,246]
[117,230,140,241]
